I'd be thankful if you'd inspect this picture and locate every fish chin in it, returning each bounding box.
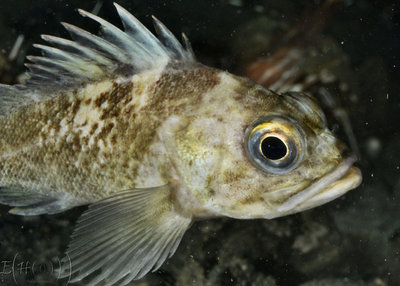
[276,154,362,215]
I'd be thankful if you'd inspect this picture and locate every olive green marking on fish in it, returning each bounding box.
[146,67,221,114]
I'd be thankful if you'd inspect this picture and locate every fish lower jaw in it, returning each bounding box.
[293,166,361,212]
[276,154,362,215]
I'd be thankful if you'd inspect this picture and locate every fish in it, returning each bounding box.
[0,3,362,286]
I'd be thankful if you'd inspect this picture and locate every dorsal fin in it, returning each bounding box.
[24,2,196,91]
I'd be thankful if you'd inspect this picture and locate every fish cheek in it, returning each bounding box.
[212,161,263,207]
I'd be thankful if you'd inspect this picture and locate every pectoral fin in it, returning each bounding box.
[57,185,192,286]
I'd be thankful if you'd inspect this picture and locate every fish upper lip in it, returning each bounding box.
[277,154,360,213]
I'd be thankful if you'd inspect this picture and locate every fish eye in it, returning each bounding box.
[245,116,304,174]
[260,136,288,160]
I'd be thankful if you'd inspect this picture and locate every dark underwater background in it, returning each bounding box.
[0,0,399,285]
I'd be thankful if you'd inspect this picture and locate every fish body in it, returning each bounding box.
[0,3,361,285]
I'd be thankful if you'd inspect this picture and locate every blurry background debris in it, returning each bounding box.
[0,0,399,285]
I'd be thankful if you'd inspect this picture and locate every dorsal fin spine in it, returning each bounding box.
[113,3,167,56]
[33,44,86,64]
[77,9,151,60]
[61,22,129,63]
[40,35,114,66]
[152,16,187,60]
[182,32,195,61]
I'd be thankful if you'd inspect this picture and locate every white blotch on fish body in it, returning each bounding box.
[74,81,113,142]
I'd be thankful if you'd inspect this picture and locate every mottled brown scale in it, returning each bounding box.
[0,66,221,204]
[148,67,221,114]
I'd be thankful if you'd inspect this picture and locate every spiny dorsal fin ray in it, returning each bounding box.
[61,22,130,65]
[40,34,114,67]
[182,32,195,58]
[152,15,193,61]
[57,185,191,286]
[113,3,167,57]
[24,2,196,91]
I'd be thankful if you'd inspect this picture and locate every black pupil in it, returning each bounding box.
[261,137,287,160]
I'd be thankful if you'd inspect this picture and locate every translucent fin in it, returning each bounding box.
[57,185,192,286]
[152,16,194,61]
[24,3,196,91]
[182,32,195,60]
[0,85,30,116]
[113,3,167,57]
[0,187,78,215]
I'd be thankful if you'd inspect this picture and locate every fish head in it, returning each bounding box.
[163,71,361,219]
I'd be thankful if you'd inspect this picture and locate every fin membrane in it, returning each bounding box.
[0,187,76,215]
[25,3,195,90]
[57,185,192,286]
[0,85,30,116]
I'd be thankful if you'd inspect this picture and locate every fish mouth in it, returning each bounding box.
[277,154,362,214]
